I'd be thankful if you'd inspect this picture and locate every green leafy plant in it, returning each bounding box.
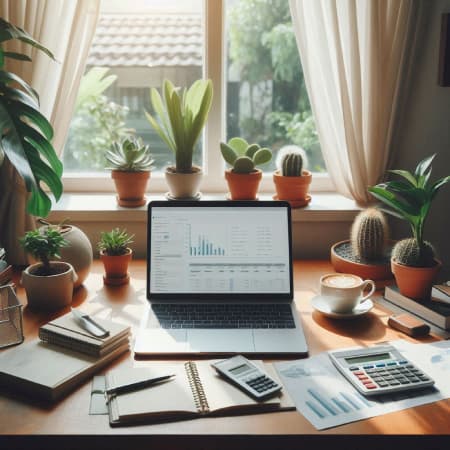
[0,18,62,217]
[220,137,272,174]
[19,227,69,276]
[97,228,134,256]
[105,136,154,172]
[145,79,213,173]
[368,154,450,267]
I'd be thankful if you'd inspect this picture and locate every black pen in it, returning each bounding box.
[105,374,176,396]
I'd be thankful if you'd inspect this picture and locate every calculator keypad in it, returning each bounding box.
[245,375,278,393]
[350,362,431,392]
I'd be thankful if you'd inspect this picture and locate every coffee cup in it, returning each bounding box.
[319,273,376,313]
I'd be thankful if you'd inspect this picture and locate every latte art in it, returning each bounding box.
[322,274,360,288]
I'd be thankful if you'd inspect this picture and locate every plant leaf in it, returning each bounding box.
[430,175,450,199]
[2,51,32,62]
[0,70,39,103]
[367,186,419,218]
[388,169,417,187]
[228,137,248,155]
[220,142,238,165]
[414,154,435,177]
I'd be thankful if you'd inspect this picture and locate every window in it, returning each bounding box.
[62,0,329,194]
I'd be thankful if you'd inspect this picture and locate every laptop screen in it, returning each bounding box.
[147,201,292,299]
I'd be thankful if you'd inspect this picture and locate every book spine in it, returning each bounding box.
[39,329,100,357]
[184,361,209,414]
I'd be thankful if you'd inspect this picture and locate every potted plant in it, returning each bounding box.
[20,227,77,311]
[98,228,134,286]
[330,208,393,284]
[273,146,312,208]
[220,137,272,200]
[0,18,61,218]
[106,135,154,207]
[145,79,213,199]
[368,154,450,300]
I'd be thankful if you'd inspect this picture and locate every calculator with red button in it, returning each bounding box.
[328,345,435,396]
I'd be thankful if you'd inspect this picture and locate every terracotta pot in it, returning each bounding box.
[111,170,150,207]
[165,166,202,199]
[331,240,393,286]
[21,262,77,311]
[225,169,262,200]
[100,248,132,285]
[273,170,312,202]
[391,257,442,300]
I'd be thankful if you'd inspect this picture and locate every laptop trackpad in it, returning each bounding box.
[187,330,254,353]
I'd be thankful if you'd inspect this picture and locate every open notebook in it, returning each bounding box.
[106,361,294,426]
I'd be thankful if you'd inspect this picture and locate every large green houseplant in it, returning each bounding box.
[368,154,450,299]
[0,18,61,218]
[145,78,213,199]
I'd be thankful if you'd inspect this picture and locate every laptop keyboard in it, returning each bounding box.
[151,303,296,329]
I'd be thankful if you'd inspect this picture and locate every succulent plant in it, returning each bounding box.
[105,136,154,172]
[391,238,435,268]
[275,146,308,177]
[97,228,134,256]
[220,137,272,174]
[350,208,388,261]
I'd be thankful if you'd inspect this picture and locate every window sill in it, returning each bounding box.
[48,192,361,224]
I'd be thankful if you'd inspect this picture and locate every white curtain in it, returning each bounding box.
[0,0,100,264]
[289,0,416,204]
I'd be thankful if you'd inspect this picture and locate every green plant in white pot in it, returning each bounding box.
[20,227,77,311]
[368,154,450,300]
[0,18,61,218]
[145,79,213,199]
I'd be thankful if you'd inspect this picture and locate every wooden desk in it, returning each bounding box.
[1,260,449,449]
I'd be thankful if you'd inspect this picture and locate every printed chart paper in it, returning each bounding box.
[274,340,450,430]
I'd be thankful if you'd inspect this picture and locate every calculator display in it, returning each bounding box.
[344,352,391,365]
[230,364,251,376]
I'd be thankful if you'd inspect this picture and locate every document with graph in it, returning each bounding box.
[274,340,450,430]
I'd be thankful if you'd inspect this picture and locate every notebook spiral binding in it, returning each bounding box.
[185,361,210,414]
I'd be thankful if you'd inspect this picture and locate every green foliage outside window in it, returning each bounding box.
[228,0,323,171]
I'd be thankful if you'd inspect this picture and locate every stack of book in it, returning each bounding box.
[0,311,131,402]
[384,285,450,330]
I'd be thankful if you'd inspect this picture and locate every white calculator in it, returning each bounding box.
[211,355,282,400]
[328,345,435,396]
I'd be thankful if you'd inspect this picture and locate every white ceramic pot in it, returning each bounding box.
[165,166,203,199]
[21,262,77,311]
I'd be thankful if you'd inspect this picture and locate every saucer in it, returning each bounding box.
[165,192,201,201]
[311,295,374,319]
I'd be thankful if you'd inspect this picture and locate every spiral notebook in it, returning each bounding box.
[106,361,294,426]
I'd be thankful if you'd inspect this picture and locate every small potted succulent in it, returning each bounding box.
[145,79,213,199]
[220,137,272,200]
[98,228,134,286]
[273,146,312,208]
[331,208,393,284]
[20,227,77,311]
[106,135,154,207]
[368,154,450,299]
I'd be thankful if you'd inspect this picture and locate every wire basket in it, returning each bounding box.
[0,285,24,348]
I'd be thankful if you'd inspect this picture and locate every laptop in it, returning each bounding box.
[134,200,308,357]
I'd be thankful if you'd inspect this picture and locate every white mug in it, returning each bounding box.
[319,273,376,313]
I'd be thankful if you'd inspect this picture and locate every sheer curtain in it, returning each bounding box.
[0,0,100,264]
[289,0,417,204]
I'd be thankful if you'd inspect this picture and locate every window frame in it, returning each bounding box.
[61,0,334,194]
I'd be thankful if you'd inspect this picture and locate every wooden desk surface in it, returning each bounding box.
[1,260,449,449]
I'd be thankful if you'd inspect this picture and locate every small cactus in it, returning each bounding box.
[276,145,308,176]
[282,153,303,176]
[392,238,436,268]
[350,208,388,261]
[220,137,272,174]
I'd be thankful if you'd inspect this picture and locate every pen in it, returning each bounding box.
[105,374,176,396]
[71,308,110,338]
